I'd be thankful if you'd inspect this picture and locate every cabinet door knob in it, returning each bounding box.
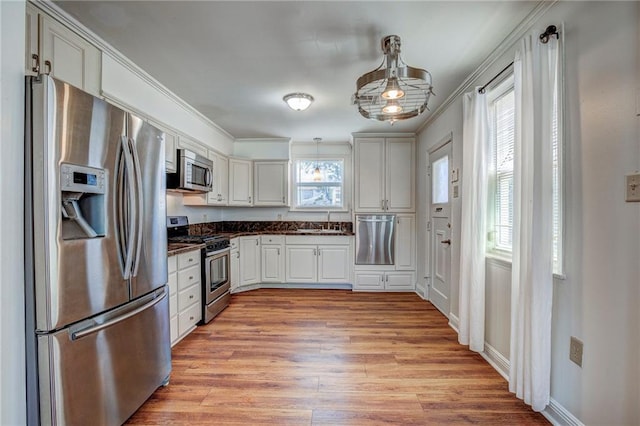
[189,276,193,280]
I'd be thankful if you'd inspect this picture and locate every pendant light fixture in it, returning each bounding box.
[283,93,314,111]
[352,35,434,123]
[313,137,322,181]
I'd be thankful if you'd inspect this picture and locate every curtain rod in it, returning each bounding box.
[478,62,514,94]
[478,24,559,94]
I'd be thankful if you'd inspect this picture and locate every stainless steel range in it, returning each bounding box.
[167,216,230,323]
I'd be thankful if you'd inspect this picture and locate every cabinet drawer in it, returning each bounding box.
[178,303,201,336]
[354,273,384,290]
[178,250,201,269]
[170,293,178,317]
[177,265,201,291]
[178,284,200,311]
[168,255,178,274]
[168,271,177,296]
[261,235,284,245]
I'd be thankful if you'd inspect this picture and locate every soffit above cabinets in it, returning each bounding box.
[54,1,539,143]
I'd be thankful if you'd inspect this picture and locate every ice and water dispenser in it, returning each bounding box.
[60,163,106,239]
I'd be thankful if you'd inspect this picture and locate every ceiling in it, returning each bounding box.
[55,1,539,143]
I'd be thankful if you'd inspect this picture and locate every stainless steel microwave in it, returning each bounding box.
[166,149,213,193]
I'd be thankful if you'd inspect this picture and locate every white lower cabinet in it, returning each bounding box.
[239,236,261,287]
[168,249,202,346]
[261,235,285,283]
[354,271,416,291]
[230,238,240,292]
[284,236,351,284]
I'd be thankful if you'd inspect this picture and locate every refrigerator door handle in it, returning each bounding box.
[128,137,144,277]
[119,136,137,280]
[70,290,166,340]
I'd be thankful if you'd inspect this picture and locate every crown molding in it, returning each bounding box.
[30,0,234,141]
[416,0,557,133]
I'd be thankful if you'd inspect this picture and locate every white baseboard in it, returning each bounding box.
[480,342,509,380]
[448,313,459,333]
[232,283,353,293]
[542,398,584,426]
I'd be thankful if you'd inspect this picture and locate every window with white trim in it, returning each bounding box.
[293,159,344,209]
[487,75,564,275]
[488,78,515,254]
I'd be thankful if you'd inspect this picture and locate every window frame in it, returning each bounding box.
[486,75,516,259]
[483,68,565,279]
[290,155,349,211]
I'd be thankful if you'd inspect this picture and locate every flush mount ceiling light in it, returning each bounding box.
[352,35,434,124]
[283,93,314,111]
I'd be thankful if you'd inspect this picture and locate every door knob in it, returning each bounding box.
[441,239,451,245]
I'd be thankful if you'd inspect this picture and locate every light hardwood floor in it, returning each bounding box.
[126,289,549,425]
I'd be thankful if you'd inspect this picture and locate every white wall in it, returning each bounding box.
[416,2,640,424]
[0,1,27,424]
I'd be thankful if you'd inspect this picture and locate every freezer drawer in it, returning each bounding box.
[37,289,171,426]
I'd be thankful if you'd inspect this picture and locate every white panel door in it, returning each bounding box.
[40,15,101,96]
[229,158,253,205]
[261,245,284,283]
[429,142,452,317]
[386,138,415,212]
[394,214,416,270]
[355,138,385,212]
[285,246,317,283]
[317,245,350,283]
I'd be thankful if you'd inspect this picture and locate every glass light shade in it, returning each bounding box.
[382,99,403,114]
[312,166,322,181]
[283,93,314,111]
[381,78,405,100]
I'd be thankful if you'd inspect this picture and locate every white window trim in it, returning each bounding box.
[486,75,515,258]
[289,154,351,212]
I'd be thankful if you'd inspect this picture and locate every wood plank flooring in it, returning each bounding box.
[126,289,549,425]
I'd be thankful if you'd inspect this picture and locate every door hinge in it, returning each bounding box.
[427,221,431,231]
[427,166,431,177]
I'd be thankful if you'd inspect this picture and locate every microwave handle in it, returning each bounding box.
[205,167,212,188]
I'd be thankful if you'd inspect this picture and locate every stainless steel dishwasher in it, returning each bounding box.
[355,214,396,265]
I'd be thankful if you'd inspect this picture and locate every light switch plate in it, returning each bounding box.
[451,168,459,183]
[626,173,640,202]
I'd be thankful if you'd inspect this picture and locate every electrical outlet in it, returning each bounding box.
[203,213,208,223]
[569,336,583,367]
[626,173,640,202]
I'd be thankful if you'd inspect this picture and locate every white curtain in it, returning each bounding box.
[509,30,559,412]
[458,89,489,352]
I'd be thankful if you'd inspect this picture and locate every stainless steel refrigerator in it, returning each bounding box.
[24,75,171,425]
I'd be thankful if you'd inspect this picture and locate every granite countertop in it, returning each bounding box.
[219,230,355,238]
[167,242,205,257]
[167,230,353,256]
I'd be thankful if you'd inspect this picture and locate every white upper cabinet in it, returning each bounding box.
[253,161,289,206]
[229,158,253,206]
[26,6,101,97]
[148,120,177,173]
[207,151,229,205]
[354,136,415,212]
